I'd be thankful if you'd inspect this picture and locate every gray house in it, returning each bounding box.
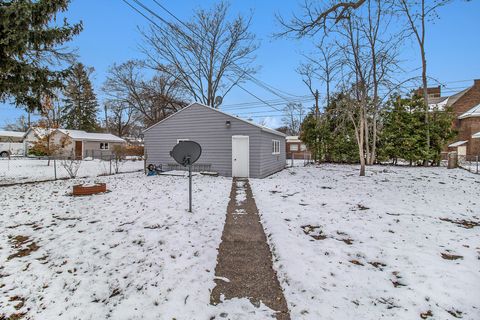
[143,102,286,178]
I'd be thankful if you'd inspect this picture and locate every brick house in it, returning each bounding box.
[428,79,480,157]
[285,136,310,160]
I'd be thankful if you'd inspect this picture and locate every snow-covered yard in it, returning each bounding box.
[1,164,479,319]
[0,158,144,185]
[0,173,274,320]
[251,164,480,320]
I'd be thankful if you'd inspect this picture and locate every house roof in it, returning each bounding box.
[446,87,470,107]
[458,103,480,119]
[473,132,480,139]
[428,96,449,110]
[25,127,55,139]
[56,129,125,143]
[427,86,471,111]
[448,140,468,148]
[143,102,287,137]
[286,136,301,142]
[0,130,26,138]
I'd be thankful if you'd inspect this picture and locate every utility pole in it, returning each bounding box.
[104,104,109,132]
[314,89,319,120]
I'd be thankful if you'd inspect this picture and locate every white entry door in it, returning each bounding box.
[232,135,249,177]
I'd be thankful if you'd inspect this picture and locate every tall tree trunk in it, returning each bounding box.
[371,112,377,164]
[359,113,366,176]
[365,112,370,165]
[421,49,429,166]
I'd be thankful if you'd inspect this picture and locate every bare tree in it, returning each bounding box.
[61,157,81,178]
[397,0,452,165]
[103,60,185,127]
[277,0,367,37]
[141,1,258,107]
[280,0,458,165]
[298,43,341,109]
[282,102,306,135]
[325,2,400,175]
[105,100,135,137]
[3,115,30,132]
[360,0,401,164]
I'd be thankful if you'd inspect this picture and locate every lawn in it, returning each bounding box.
[0,173,273,320]
[1,165,479,320]
[250,164,480,320]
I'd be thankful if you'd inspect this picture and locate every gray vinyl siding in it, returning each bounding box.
[259,132,286,178]
[144,103,285,178]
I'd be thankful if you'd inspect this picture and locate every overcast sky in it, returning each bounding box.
[1,0,479,129]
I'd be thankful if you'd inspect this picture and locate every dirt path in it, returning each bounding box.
[211,178,290,320]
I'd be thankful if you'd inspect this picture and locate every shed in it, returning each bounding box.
[448,140,468,157]
[285,135,310,160]
[143,102,286,178]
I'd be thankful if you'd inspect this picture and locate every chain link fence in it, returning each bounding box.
[287,151,313,167]
[458,155,480,174]
[0,155,145,186]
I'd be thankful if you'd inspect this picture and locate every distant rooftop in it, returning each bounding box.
[458,103,480,119]
[0,130,25,138]
[56,129,125,143]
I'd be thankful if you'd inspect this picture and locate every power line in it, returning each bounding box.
[149,0,306,101]
[221,97,314,111]
[135,0,304,105]
[122,0,289,111]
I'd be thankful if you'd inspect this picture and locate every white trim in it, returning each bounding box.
[472,132,480,139]
[142,102,287,137]
[272,139,280,155]
[448,140,468,148]
[458,103,480,119]
[177,138,190,143]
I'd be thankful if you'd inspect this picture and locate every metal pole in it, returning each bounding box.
[53,158,57,180]
[477,155,479,174]
[110,156,112,175]
[188,164,192,212]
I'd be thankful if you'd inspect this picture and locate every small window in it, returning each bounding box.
[290,144,299,152]
[177,139,190,144]
[272,140,280,155]
[100,142,109,150]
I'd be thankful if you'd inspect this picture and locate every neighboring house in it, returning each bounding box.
[50,129,125,159]
[23,127,54,154]
[285,136,310,160]
[428,79,480,156]
[143,102,286,178]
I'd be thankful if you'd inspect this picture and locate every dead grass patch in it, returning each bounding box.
[7,235,39,260]
[300,225,327,240]
[441,252,463,260]
[440,218,479,229]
